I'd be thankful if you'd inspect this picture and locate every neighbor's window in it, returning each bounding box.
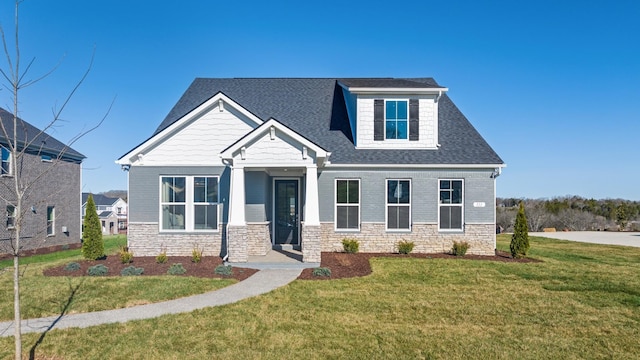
[386,179,411,230]
[1,147,11,175]
[7,205,15,229]
[385,100,408,140]
[194,177,218,230]
[439,180,463,230]
[161,177,186,230]
[160,176,219,231]
[47,206,55,236]
[335,179,360,230]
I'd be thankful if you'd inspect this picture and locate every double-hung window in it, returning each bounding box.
[1,147,11,175]
[335,179,360,230]
[7,205,15,229]
[439,180,463,230]
[47,206,55,236]
[386,179,411,230]
[385,100,408,139]
[161,176,219,231]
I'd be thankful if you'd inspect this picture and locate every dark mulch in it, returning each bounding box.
[43,256,258,282]
[0,242,83,260]
[297,250,540,280]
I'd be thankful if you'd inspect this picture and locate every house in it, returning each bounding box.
[82,193,128,235]
[0,107,84,252]
[117,78,504,263]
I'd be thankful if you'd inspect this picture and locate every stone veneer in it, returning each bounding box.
[301,225,321,263]
[320,223,495,256]
[227,225,248,262]
[247,222,271,256]
[127,222,223,257]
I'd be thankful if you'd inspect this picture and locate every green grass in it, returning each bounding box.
[0,235,235,321]
[2,235,640,359]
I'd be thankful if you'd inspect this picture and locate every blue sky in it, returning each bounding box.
[0,0,638,200]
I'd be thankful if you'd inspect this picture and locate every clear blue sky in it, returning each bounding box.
[1,0,638,200]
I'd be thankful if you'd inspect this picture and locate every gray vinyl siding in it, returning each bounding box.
[128,166,229,223]
[318,168,495,225]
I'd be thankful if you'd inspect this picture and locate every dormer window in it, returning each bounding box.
[385,100,408,139]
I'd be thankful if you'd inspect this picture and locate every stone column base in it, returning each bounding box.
[301,225,321,263]
[227,225,248,263]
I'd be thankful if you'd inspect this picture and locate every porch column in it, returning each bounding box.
[227,164,248,262]
[302,165,321,263]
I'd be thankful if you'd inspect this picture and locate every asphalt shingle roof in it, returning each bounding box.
[0,107,85,162]
[82,193,119,206]
[151,78,503,165]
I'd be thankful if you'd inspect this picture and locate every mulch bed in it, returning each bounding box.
[0,242,83,260]
[297,250,540,280]
[43,256,258,282]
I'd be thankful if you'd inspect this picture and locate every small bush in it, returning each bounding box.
[61,244,70,251]
[397,240,415,254]
[511,202,530,258]
[312,267,332,277]
[342,239,359,253]
[451,241,470,256]
[119,246,134,264]
[214,265,233,276]
[87,264,108,276]
[191,247,203,263]
[167,263,186,275]
[156,250,168,264]
[64,262,80,272]
[120,265,144,276]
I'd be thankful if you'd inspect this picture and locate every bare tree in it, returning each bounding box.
[0,2,110,358]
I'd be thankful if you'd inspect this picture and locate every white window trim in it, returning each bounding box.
[384,99,409,141]
[334,178,361,232]
[385,179,412,232]
[7,204,15,230]
[47,206,55,236]
[159,175,220,233]
[438,179,464,232]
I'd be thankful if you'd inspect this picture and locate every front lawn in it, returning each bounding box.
[2,235,639,359]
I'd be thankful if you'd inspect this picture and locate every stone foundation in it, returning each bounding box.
[301,225,321,263]
[127,222,223,257]
[247,222,271,256]
[227,225,248,263]
[320,223,495,256]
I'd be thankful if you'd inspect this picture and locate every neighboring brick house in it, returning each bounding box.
[82,193,128,235]
[117,78,504,263]
[0,107,84,253]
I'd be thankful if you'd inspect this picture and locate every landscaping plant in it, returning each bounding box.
[510,201,530,258]
[342,238,359,253]
[451,241,470,256]
[119,246,133,264]
[397,240,415,254]
[82,194,105,260]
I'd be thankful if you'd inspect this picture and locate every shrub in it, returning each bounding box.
[342,238,359,253]
[64,262,80,272]
[119,246,134,264]
[156,250,168,264]
[87,264,108,276]
[451,241,470,256]
[61,244,70,251]
[167,263,186,275]
[312,267,332,277]
[510,202,530,258]
[120,265,144,276]
[397,240,415,254]
[191,247,203,263]
[214,265,233,276]
[82,194,105,260]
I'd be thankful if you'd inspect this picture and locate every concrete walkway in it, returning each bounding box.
[531,231,640,247]
[0,268,301,337]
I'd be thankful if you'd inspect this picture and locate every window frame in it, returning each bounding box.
[6,204,15,229]
[47,206,55,236]
[1,146,11,175]
[334,178,361,232]
[384,99,409,140]
[385,179,411,231]
[438,179,464,231]
[159,175,219,233]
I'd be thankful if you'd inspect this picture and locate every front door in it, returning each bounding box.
[274,179,299,245]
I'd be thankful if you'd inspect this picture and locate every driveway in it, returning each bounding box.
[530,231,640,248]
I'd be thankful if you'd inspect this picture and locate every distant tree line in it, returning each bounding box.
[497,196,640,232]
